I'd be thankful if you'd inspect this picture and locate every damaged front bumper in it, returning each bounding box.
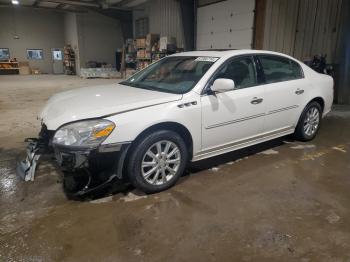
[53,142,130,178]
[54,142,131,196]
[17,125,131,196]
[17,125,54,181]
[17,138,47,181]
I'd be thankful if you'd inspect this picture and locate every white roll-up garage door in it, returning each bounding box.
[196,0,255,50]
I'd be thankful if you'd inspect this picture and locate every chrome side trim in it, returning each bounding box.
[193,127,294,161]
[205,105,299,130]
[205,113,265,129]
[200,127,291,155]
[267,105,299,115]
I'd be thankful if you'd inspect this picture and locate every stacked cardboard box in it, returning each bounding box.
[129,34,178,71]
[146,33,159,51]
[137,49,146,58]
[135,38,146,49]
[80,68,121,79]
[19,61,30,75]
[159,36,176,51]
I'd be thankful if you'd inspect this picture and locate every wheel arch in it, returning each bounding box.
[129,121,194,160]
[294,96,325,128]
[307,97,325,113]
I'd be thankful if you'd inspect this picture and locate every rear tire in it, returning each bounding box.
[126,130,188,194]
[294,101,322,141]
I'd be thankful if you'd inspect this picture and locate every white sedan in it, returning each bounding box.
[18,50,333,195]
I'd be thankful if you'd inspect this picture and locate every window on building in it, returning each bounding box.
[0,48,10,60]
[135,17,149,37]
[27,49,43,60]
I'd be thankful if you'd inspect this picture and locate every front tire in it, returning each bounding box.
[294,101,322,141]
[126,130,188,194]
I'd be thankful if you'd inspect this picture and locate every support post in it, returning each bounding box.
[253,0,267,50]
[336,0,350,104]
[180,0,197,51]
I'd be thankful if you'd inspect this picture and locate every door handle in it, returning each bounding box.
[251,97,263,104]
[295,89,304,95]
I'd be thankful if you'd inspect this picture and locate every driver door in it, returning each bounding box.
[200,56,265,152]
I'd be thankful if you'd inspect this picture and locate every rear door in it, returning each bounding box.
[256,55,306,133]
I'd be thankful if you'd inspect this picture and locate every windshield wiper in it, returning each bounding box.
[119,81,134,87]
[120,80,181,94]
[138,83,181,94]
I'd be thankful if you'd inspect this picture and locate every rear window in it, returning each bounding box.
[259,55,303,84]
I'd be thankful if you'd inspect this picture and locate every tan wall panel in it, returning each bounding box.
[263,0,343,63]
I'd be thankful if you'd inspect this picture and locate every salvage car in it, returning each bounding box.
[17,50,333,195]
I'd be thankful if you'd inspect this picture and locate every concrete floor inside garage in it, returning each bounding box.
[1,75,350,261]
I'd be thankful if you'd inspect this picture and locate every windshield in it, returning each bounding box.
[120,56,218,94]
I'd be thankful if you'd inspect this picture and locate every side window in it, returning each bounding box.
[259,55,303,84]
[290,60,303,78]
[214,56,257,89]
[195,61,214,77]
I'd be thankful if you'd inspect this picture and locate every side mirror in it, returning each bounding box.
[211,78,235,93]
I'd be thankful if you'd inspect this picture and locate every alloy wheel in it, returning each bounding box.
[303,107,320,136]
[141,140,181,185]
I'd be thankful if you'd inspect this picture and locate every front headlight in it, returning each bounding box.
[53,119,115,147]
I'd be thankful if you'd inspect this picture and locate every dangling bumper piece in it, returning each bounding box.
[17,137,51,181]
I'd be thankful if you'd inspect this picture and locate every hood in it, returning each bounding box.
[40,83,182,130]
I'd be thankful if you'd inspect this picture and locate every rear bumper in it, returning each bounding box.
[323,108,332,118]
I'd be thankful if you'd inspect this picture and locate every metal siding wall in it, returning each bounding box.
[148,0,184,48]
[263,0,299,55]
[283,0,299,54]
[263,0,343,63]
[310,0,343,63]
[294,0,314,59]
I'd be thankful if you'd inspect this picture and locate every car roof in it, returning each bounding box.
[170,49,297,60]
[170,49,246,57]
